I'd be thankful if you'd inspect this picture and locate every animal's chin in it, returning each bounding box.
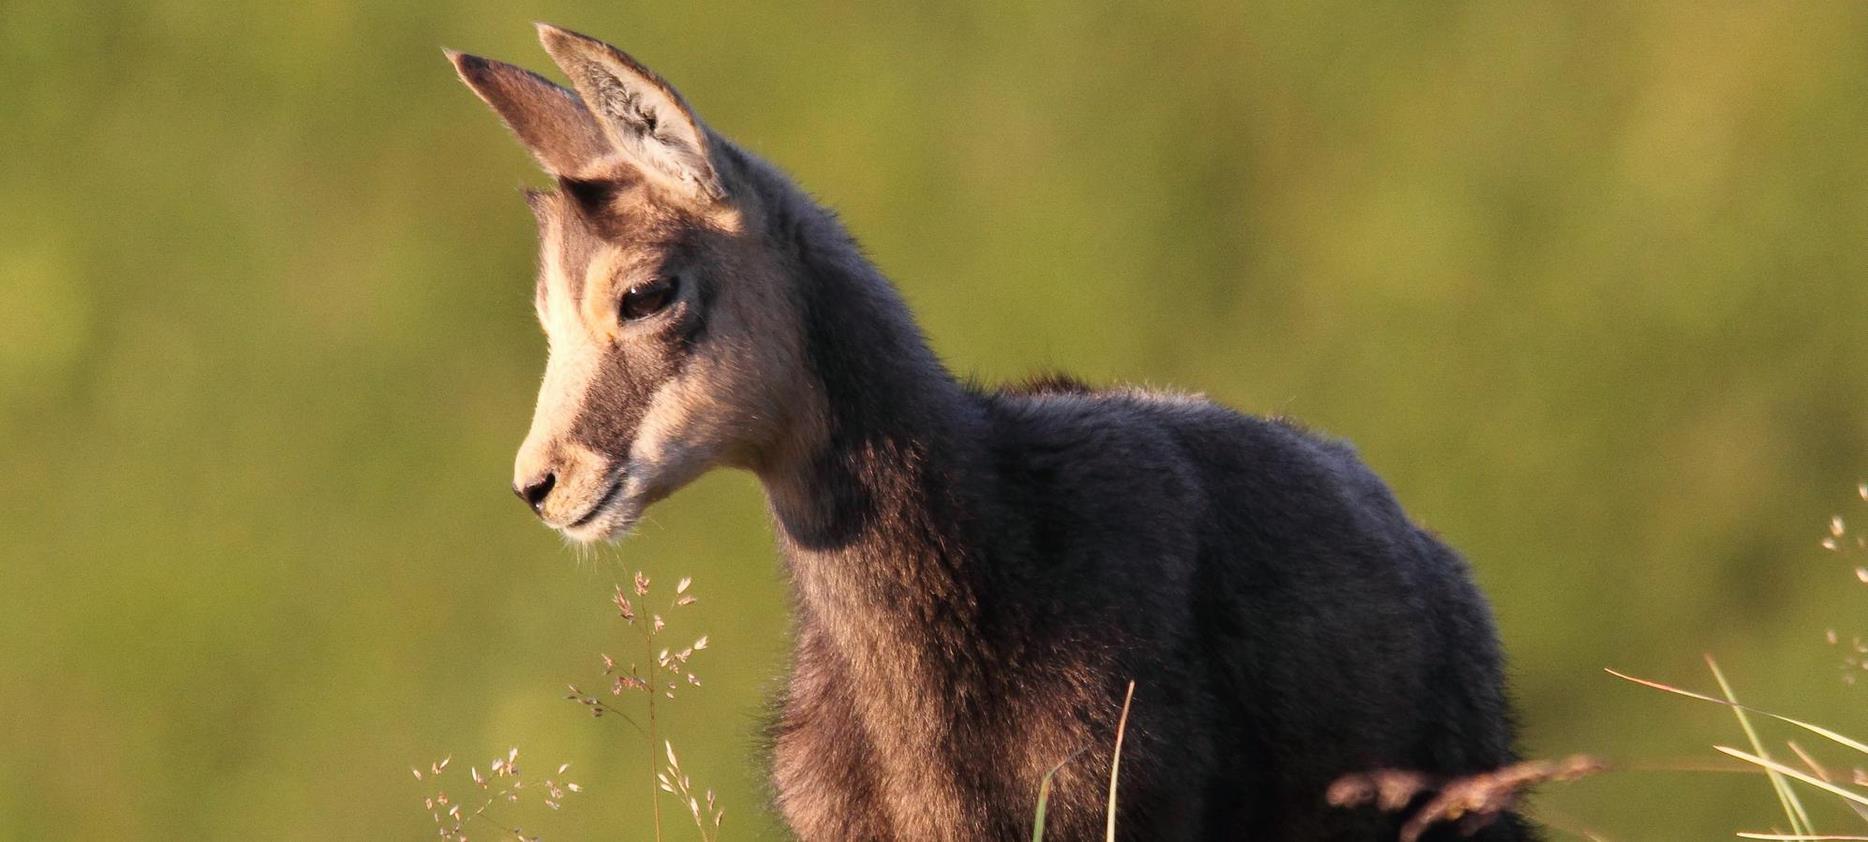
[559,479,642,543]
[560,496,641,544]
[554,452,700,544]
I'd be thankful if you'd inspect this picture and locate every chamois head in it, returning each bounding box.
[449,25,807,542]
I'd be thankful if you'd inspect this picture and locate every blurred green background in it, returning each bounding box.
[3,1,1865,839]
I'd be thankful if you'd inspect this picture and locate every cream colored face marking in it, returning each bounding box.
[514,216,618,527]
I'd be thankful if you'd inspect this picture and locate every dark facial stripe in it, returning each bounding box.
[568,339,680,458]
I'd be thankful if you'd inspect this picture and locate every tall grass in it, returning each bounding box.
[1611,661,1868,839]
[417,569,717,841]
[412,749,583,841]
[1611,481,1868,840]
[566,571,721,842]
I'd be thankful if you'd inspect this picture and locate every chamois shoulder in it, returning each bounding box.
[981,377,1301,453]
[978,379,1227,453]
[980,379,1416,534]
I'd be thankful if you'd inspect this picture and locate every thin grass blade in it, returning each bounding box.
[1030,771,1056,842]
[1031,748,1086,842]
[1606,669,1868,757]
[1715,746,1868,808]
[1707,656,1815,837]
[1106,681,1136,842]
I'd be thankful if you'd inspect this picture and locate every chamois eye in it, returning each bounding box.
[619,275,678,321]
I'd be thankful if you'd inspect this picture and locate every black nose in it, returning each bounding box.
[515,472,556,512]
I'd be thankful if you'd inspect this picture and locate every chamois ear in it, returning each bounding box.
[534,23,725,202]
[446,49,611,177]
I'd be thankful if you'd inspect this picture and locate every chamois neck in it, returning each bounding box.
[735,153,992,622]
[766,216,983,549]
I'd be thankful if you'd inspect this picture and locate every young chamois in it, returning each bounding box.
[448,24,1532,841]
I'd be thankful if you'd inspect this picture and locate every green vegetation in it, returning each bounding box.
[2,2,1865,839]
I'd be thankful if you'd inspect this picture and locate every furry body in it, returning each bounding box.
[757,171,1530,840]
[447,26,1531,841]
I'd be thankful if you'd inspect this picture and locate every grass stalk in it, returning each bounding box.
[1105,680,1135,842]
[1030,748,1086,842]
[1606,669,1868,756]
[644,627,664,842]
[1736,836,1868,841]
[1706,655,1815,838]
[1715,747,1868,809]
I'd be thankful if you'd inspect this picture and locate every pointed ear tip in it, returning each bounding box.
[445,50,485,77]
[536,21,605,57]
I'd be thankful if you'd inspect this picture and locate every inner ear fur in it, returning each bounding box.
[535,23,726,202]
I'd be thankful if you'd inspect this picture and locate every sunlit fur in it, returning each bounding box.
[451,24,1533,841]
